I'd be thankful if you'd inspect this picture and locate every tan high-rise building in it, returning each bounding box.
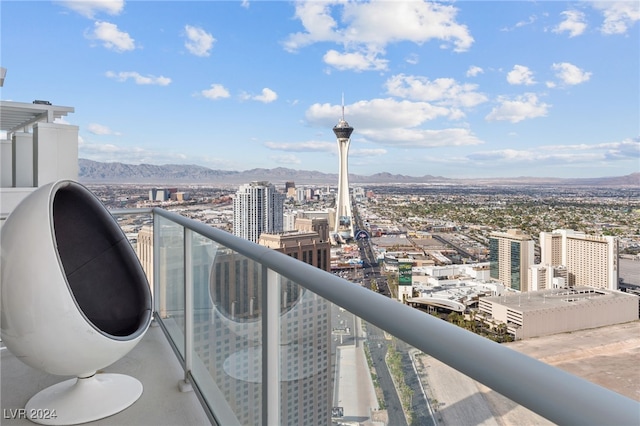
[540,230,618,290]
[285,181,296,198]
[136,224,154,289]
[540,231,563,266]
[489,229,535,292]
[294,217,329,243]
[258,231,329,271]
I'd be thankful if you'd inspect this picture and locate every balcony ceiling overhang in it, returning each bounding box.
[0,100,74,133]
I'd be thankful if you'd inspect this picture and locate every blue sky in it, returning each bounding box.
[2,1,639,178]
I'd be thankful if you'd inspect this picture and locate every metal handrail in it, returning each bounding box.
[120,207,640,425]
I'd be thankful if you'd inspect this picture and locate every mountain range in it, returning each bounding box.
[78,159,640,187]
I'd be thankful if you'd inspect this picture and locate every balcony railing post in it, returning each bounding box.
[152,210,160,315]
[262,267,280,426]
[184,228,193,382]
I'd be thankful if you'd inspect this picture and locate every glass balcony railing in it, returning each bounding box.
[113,207,639,426]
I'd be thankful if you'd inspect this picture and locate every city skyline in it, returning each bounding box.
[1,1,638,179]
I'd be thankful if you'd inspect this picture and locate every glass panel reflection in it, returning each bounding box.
[277,280,332,425]
[193,244,266,424]
[157,216,185,357]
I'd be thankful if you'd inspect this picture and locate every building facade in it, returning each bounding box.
[294,217,330,243]
[258,231,331,272]
[233,181,285,243]
[478,287,638,339]
[1,100,77,220]
[528,264,568,291]
[540,230,618,290]
[489,229,535,292]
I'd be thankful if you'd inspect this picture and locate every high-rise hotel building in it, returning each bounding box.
[233,181,285,243]
[489,229,535,292]
[539,230,618,290]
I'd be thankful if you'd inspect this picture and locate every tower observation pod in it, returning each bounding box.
[333,101,354,242]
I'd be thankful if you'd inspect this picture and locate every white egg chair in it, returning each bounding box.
[0,180,152,425]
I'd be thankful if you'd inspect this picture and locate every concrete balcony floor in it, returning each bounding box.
[1,323,210,426]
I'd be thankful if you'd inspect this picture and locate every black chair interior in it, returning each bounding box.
[53,183,152,338]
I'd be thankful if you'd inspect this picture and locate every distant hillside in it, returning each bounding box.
[78,159,639,186]
[78,159,450,184]
[467,173,640,187]
[79,159,240,183]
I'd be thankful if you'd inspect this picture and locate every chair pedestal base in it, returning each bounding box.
[25,373,143,425]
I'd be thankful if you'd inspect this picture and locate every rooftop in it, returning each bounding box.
[482,286,637,312]
[0,100,74,133]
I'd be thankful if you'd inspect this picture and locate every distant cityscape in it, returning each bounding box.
[96,182,640,322]
[97,175,639,424]
[78,113,639,424]
[2,96,638,425]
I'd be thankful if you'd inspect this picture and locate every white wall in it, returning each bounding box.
[33,122,79,186]
[2,122,78,223]
[1,139,11,187]
[12,132,33,187]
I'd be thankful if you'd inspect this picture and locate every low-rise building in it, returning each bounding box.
[478,286,639,339]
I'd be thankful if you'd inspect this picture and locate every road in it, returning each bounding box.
[352,201,435,426]
[365,322,407,426]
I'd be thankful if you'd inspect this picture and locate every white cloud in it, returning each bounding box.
[306,98,451,130]
[252,88,278,103]
[552,62,592,85]
[184,25,215,57]
[265,140,387,158]
[467,138,639,164]
[284,1,339,51]
[105,71,171,85]
[485,93,550,123]
[57,0,124,18]
[350,148,387,157]
[305,98,483,148]
[553,10,587,37]
[323,50,388,72]
[591,1,640,35]
[87,123,120,136]
[89,21,135,52]
[468,149,601,163]
[79,140,188,164]
[360,127,483,148]
[542,138,640,159]
[500,15,537,32]
[284,1,473,71]
[515,15,537,28]
[507,65,536,85]
[201,84,230,100]
[470,149,599,164]
[466,66,483,77]
[385,74,488,108]
[271,154,301,165]
[265,141,334,153]
[405,54,419,65]
[340,1,473,52]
